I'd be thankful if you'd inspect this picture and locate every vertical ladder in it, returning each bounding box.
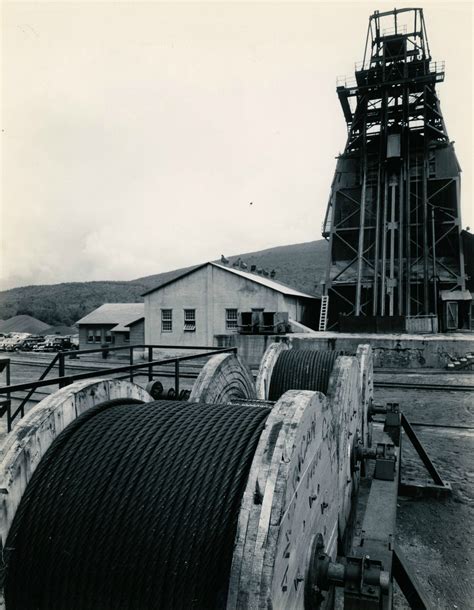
[319,295,329,331]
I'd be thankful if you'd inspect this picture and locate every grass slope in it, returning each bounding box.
[0,240,328,326]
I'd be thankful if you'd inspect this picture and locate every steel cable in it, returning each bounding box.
[3,398,270,609]
[268,349,339,400]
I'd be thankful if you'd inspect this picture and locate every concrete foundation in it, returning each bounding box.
[218,332,474,369]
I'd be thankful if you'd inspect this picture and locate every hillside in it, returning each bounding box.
[0,240,328,326]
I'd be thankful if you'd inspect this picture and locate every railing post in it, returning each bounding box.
[174,360,180,397]
[148,347,153,381]
[129,347,134,383]
[6,360,11,432]
[58,352,66,388]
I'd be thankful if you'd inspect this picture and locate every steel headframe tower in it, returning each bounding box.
[321,7,468,331]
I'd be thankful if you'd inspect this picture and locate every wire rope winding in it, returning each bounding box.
[268,349,339,401]
[2,398,270,610]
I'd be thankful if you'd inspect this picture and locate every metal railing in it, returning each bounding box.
[429,60,445,74]
[336,75,357,89]
[0,357,11,424]
[0,344,237,431]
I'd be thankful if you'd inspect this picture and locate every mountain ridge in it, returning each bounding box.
[0,239,328,326]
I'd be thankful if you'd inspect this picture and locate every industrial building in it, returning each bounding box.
[76,303,144,350]
[142,262,318,346]
[320,8,471,334]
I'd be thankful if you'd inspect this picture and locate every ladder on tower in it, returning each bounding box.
[319,295,329,331]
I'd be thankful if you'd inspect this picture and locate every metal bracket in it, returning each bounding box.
[304,534,390,610]
[369,402,451,496]
[354,442,397,481]
[392,544,430,609]
[399,413,452,497]
[374,443,396,481]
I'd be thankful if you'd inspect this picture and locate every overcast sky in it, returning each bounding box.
[1,0,472,290]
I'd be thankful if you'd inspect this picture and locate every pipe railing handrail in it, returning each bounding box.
[13,352,61,427]
[59,343,230,357]
[0,347,236,396]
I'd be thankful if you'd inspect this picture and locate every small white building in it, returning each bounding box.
[143,262,318,346]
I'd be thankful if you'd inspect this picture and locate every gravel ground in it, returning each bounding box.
[375,372,474,610]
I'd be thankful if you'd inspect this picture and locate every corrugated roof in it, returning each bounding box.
[210,263,317,298]
[76,303,145,327]
[142,262,317,299]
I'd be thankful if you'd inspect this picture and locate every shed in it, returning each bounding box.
[76,304,145,350]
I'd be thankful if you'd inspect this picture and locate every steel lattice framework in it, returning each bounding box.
[322,8,468,330]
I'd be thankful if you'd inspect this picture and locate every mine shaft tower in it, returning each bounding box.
[321,8,469,331]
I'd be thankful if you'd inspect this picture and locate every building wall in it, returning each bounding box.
[129,319,145,345]
[144,265,312,346]
[112,332,131,348]
[78,324,129,350]
[282,295,319,329]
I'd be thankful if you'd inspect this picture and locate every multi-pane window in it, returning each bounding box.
[123,332,130,343]
[105,330,113,343]
[87,329,94,343]
[226,308,238,330]
[94,329,102,343]
[161,309,173,332]
[184,309,196,332]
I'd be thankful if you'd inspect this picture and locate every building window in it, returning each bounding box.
[161,309,173,332]
[123,332,130,343]
[226,308,238,330]
[94,329,102,343]
[105,330,113,343]
[87,329,94,343]
[184,309,196,332]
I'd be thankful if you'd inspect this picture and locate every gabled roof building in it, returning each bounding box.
[76,303,144,349]
[143,262,318,347]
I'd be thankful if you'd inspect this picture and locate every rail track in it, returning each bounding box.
[374,381,474,391]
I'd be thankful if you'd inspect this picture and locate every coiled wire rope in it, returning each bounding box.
[2,398,270,610]
[268,349,339,401]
